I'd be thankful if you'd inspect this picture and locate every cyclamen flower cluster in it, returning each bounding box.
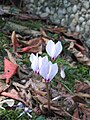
[30,40,65,82]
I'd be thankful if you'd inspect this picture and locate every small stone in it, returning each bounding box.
[83,1,89,9]
[85,14,89,20]
[85,24,89,33]
[80,27,84,33]
[82,22,86,28]
[67,7,72,13]
[86,39,90,48]
[73,5,77,13]
[61,18,66,26]
[62,8,66,14]
[70,23,75,31]
[72,18,78,26]
[30,0,34,3]
[70,14,75,19]
[76,25,80,32]
[87,20,90,25]
[75,12,79,21]
[81,7,86,13]
[79,17,85,23]
[45,7,50,13]
[65,14,68,21]
[40,0,45,3]
[40,12,49,18]
[58,8,63,16]
[54,19,60,24]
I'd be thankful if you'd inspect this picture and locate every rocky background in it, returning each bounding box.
[23,0,90,48]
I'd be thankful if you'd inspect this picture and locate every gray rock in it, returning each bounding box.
[30,0,34,3]
[67,6,72,13]
[85,24,89,33]
[81,7,86,13]
[70,23,75,31]
[54,19,60,24]
[76,25,80,32]
[80,27,84,33]
[75,12,79,21]
[82,22,86,28]
[87,20,90,25]
[86,39,90,48]
[40,0,44,3]
[70,14,75,19]
[73,5,77,13]
[40,12,49,18]
[72,18,78,26]
[58,8,64,18]
[61,18,66,26]
[85,14,89,20]
[45,7,50,13]
[83,1,89,9]
[62,8,66,14]
[79,17,85,23]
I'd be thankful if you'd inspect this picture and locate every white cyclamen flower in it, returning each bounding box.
[60,65,65,79]
[40,61,58,82]
[30,53,48,74]
[46,40,62,60]
[30,53,39,73]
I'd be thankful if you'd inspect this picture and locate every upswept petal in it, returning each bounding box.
[31,58,39,72]
[46,40,55,58]
[46,62,58,81]
[39,56,48,69]
[39,62,49,79]
[55,41,62,58]
[30,53,39,72]
[30,53,36,63]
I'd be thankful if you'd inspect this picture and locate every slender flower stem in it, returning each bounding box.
[45,82,51,114]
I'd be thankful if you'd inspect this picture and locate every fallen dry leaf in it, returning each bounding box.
[68,42,90,66]
[0,58,18,84]
[5,49,17,65]
[11,31,19,52]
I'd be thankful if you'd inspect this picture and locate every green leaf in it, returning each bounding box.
[36,115,45,120]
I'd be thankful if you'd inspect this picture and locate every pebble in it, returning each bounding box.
[67,6,72,13]
[87,20,90,25]
[40,12,49,17]
[82,22,86,28]
[79,17,85,23]
[73,5,77,13]
[76,25,80,32]
[61,18,66,26]
[86,39,90,48]
[85,24,90,33]
[83,1,89,9]
[45,7,50,13]
[75,12,79,21]
[85,14,89,20]
[72,18,78,26]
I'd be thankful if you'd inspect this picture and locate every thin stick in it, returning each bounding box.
[45,82,51,114]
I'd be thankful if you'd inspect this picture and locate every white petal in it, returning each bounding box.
[55,41,62,58]
[46,62,58,81]
[39,56,48,69]
[60,69,65,79]
[46,40,55,58]
[39,62,49,79]
[31,58,39,72]
[30,53,35,63]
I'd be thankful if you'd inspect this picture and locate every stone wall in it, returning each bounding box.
[23,0,90,48]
